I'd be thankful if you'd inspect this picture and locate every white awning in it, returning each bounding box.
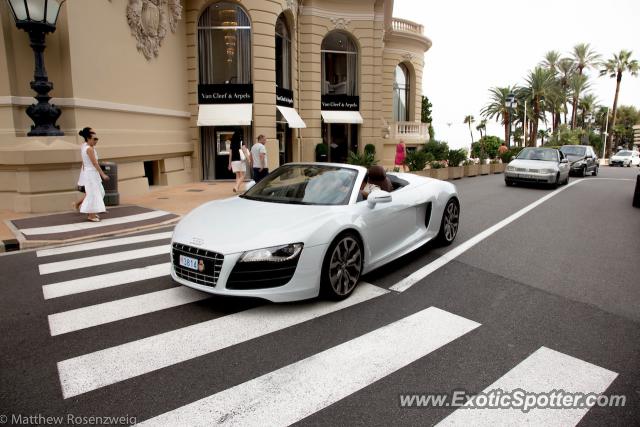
[276,106,307,128]
[321,110,363,124]
[197,104,252,126]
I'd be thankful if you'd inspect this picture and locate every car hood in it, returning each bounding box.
[611,155,630,160]
[507,159,558,170]
[565,154,586,163]
[172,196,341,254]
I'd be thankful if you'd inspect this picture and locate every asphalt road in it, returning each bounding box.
[0,166,638,426]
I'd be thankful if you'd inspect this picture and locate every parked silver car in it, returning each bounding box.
[505,147,570,187]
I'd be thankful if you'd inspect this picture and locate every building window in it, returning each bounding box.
[275,14,291,90]
[321,31,358,96]
[198,3,251,84]
[393,63,410,122]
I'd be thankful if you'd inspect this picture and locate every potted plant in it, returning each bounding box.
[463,159,478,177]
[406,150,432,176]
[479,156,490,175]
[447,148,466,180]
[490,158,503,174]
[429,161,449,180]
[315,143,328,162]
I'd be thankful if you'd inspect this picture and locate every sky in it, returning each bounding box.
[392,0,640,151]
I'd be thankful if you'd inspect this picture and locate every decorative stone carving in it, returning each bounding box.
[330,17,351,30]
[402,53,414,62]
[126,0,183,60]
[286,0,298,16]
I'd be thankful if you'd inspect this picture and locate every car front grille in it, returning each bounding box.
[226,256,301,290]
[172,243,224,288]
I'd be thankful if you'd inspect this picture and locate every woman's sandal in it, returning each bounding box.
[88,217,100,222]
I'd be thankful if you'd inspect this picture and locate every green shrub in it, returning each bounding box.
[347,151,377,168]
[421,140,449,161]
[364,144,376,156]
[447,149,467,167]
[405,150,431,171]
[315,143,328,161]
[471,136,502,159]
[499,147,523,164]
[430,160,446,169]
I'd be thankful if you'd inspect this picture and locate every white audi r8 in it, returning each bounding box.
[171,163,460,302]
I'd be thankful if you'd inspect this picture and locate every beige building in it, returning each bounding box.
[0,0,431,213]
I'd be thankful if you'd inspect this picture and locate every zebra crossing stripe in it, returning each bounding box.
[137,306,480,426]
[57,283,388,399]
[436,346,618,426]
[20,211,171,236]
[37,232,173,257]
[48,286,207,336]
[42,263,170,299]
[38,245,170,275]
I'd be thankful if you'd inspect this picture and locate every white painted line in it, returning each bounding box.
[391,180,582,292]
[38,245,170,275]
[42,263,170,299]
[37,232,173,257]
[57,283,388,399]
[437,346,618,426]
[48,286,208,336]
[138,307,480,426]
[20,211,171,236]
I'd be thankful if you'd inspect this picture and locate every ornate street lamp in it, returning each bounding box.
[6,0,66,136]
[505,93,517,148]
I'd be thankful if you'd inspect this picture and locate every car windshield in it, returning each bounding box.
[615,150,632,156]
[516,148,558,162]
[560,146,586,156]
[241,164,358,206]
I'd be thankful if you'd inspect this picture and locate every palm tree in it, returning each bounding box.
[481,86,517,143]
[578,93,598,127]
[540,50,561,72]
[568,74,590,129]
[570,43,601,128]
[475,119,487,139]
[599,50,639,156]
[538,129,550,145]
[464,115,475,145]
[557,58,575,125]
[523,67,556,147]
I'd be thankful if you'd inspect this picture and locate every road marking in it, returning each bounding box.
[437,346,618,426]
[38,245,170,275]
[48,286,208,336]
[36,232,173,257]
[391,180,582,292]
[20,211,172,236]
[138,306,480,426]
[57,283,388,399]
[42,263,170,299]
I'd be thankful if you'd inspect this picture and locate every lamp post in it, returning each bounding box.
[505,93,517,148]
[584,113,594,145]
[6,0,66,136]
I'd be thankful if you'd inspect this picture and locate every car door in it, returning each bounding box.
[558,151,570,180]
[356,187,417,266]
[586,147,595,171]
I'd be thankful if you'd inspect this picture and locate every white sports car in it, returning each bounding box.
[170,163,460,302]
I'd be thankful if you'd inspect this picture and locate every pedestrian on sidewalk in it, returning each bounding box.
[73,132,89,211]
[395,140,407,172]
[228,128,250,192]
[251,134,269,182]
[78,127,109,222]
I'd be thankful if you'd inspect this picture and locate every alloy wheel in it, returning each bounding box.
[328,236,362,296]
[443,201,459,242]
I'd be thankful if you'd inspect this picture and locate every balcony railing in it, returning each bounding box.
[391,18,424,36]
[392,121,430,140]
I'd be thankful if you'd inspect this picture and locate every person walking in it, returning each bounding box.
[78,127,109,222]
[73,131,89,211]
[395,140,407,172]
[251,134,269,182]
[228,129,250,192]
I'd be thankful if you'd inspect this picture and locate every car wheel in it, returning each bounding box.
[505,179,514,186]
[435,199,460,246]
[320,233,362,300]
[581,166,587,177]
[592,166,598,176]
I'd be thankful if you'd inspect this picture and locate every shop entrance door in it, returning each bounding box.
[201,127,247,180]
[322,123,358,163]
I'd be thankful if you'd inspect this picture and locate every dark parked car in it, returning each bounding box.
[559,145,599,176]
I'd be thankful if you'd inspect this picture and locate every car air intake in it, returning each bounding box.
[226,256,301,290]
[172,243,224,287]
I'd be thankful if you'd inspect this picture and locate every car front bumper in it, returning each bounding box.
[170,242,328,302]
[504,170,556,184]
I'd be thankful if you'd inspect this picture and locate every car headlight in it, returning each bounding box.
[541,169,556,174]
[239,243,304,263]
[506,165,515,171]
[573,160,584,166]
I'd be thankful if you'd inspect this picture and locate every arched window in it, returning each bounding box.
[393,64,410,121]
[321,32,358,96]
[275,14,291,90]
[198,3,251,84]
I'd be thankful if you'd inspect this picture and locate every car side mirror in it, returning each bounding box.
[367,190,392,207]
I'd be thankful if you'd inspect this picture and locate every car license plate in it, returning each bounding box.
[519,174,533,179]
[179,254,199,271]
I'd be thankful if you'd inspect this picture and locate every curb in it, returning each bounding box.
[0,239,19,253]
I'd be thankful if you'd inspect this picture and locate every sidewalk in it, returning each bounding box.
[0,181,238,253]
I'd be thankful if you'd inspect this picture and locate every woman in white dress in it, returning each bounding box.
[78,127,109,222]
[227,129,251,192]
